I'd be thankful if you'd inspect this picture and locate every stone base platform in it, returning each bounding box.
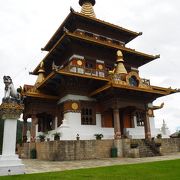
[0,155,25,176]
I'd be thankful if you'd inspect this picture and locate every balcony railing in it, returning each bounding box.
[141,78,150,86]
[109,74,151,87]
[60,65,151,87]
[61,65,108,78]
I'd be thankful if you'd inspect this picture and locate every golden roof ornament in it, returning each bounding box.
[35,61,45,85]
[79,0,96,18]
[114,50,127,75]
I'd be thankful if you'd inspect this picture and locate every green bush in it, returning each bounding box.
[156,134,162,139]
[94,133,103,140]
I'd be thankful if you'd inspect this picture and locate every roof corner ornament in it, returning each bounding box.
[70,6,75,13]
[52,61,64,72]
[63,27,69,33]
[151,102,164,110]
[147,102,164,117]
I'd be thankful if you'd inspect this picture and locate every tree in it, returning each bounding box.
[0,120,4,154]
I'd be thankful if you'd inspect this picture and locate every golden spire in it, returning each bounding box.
[79,0,96,18]
[114,50,127,75]
[35,61,45,85]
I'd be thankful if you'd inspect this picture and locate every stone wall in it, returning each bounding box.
[20,138,180,161]
[160,138,180,155]
[22,140,114,161]
[130,138,180,157]
[20,142,36,159]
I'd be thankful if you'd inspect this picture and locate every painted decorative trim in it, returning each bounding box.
[71,102,79,110]
[0,101,24,120]
[63,100,81,113]
[147,109,154,117]
[77,60,83,66]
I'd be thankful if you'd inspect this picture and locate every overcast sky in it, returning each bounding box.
[0,0,180,133]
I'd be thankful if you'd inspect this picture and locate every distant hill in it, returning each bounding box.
[0,120,31,154]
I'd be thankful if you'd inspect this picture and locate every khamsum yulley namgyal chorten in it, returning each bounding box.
[22,0,179,142]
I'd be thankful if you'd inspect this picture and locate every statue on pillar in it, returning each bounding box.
[3,75,22,103]
[0,76,24,176]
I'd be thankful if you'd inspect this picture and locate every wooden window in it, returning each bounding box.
[105,64,114,71]
[135,111,145,126]
[81,102,96,125]
[85,59,96,69]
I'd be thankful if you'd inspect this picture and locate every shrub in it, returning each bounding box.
[156,134,162,139]
[38,134,46,142]
[53,132,61,140]
[94,134,103,140]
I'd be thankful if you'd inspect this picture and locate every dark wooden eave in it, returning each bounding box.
[33,32,159,75]
[42,11,141,51]
[89,82,179,100]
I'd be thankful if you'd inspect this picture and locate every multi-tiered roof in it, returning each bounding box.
[23,0,179,101]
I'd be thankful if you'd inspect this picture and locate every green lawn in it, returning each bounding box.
[1,159,180,180]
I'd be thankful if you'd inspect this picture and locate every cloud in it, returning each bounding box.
[0,0,179,133]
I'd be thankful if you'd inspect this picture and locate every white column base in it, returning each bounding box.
[0,155,25,176]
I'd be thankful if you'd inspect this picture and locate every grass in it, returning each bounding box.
[1,159,180,180]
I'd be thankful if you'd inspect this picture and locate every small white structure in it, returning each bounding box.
[160,120,170,138]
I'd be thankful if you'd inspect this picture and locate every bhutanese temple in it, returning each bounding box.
[22,0,179,142]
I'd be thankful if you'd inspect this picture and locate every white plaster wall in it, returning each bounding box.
[150,117,161,138]
[47,112,114,140]
[40,95,170,140]
[125,116,168,139]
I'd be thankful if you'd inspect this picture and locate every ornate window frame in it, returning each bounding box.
[81,101,96,125]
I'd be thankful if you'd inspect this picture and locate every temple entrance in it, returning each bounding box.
[119,107,135,137]
[37,113,54,133]
[102,109,114,128]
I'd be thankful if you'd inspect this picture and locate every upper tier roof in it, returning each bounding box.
[42,11,141,51]
[33,32,159,75]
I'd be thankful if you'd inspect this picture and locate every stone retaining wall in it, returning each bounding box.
[22,140,114,161]
[20,138,180,161]
[160,138,180,155]
[131,138,180,157]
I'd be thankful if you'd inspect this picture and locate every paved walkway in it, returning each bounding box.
[23,153,180,174]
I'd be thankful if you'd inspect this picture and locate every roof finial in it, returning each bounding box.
[79,0,96,18]
[114,50,127,75]
[35,61,45,85]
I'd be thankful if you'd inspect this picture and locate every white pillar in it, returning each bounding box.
[0,100,25,176]
[2,119,18,157]
[55,116,58,129]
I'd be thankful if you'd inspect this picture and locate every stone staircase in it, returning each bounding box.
[132,139,161,157]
